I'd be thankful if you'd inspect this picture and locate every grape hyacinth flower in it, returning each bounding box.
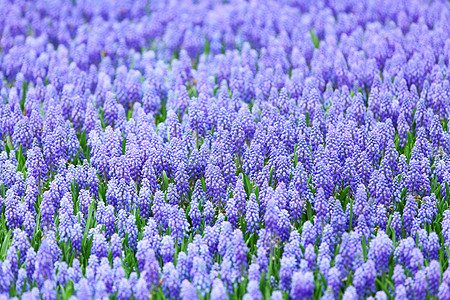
[0,1,450,298]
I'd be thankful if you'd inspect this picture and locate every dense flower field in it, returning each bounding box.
[0,0,450,299]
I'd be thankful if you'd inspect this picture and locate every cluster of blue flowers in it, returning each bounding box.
[0,0,450,299]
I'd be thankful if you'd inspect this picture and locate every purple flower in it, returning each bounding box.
[204,225,219,256]
[116,278,132,300]
[312,158,333,199]
[70,223,83,255]
[391,211,403,237]
[138,179,153,220]
[439,283,450,300]
[25,146,48,184]
[245,193,260,234]
[76,277,93,299]
[5,189,22,230]
[225,197,239,229]
[204,164,226,204]
[43,125,68,164]
[56,261,69,287]
[342,285,357,300]
[78,189,93,218]
[314,187,328,221]
[160,236,175,264]
[426,261,440,294]
[409,248,424,273]
[25,247,36,281]
[203,200,215,226]
[248,262,261,283]
[413,270,427,299]
[161,262,180,299]
[210,278,227,300]
[142,218,161,254]
[277,209,291,242]
[33,239,53,288]
[300,221,316,248]
[303,243,316,272]
[264,198,280,236]
[290,271,314,300]
[427,232,440,261]
[103,92,119,128]
[12,116,33,150]
[279,256,296,292]
[16,268,27,295]
[58,212,72,244]
[180,279,199,300]
[407,159,430,195]
[392,265,406,287]
[337,232,363,275]
[368,231,393,274]
[375,204,388,231]
[152,191,169,230]
[189,200,202,234]
[233,229,249,273]
[192,256,211,297]
[169,206,190,243]
[126,214,138,251]
[244,280,262,300]
[40,191,55,229]
[12,229,29,265]
[110,233,123,259]
[274,153,292,185]
[218,221,234,258]
[42,279,56,300]
[135,276,150,300]
[4,246,18,282]
[100,205,115,239]
[91,233,108,258]
[175,161,190,199]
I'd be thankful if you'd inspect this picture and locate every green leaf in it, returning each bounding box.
[348,201,353,231]
[243,173,252,195]
[83,201,95,241]
[1,230,11,260]
[254,185,260,201]
[0,183,5,198]
[310,29,320,48]
[61,281,74,300]
[446,182,450,202]
[269,166,274,186]
[204,37,210,55]
[162,171,169,190]
[306,201,313,222]
[361,237,368,260]
[201,177,206,192]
